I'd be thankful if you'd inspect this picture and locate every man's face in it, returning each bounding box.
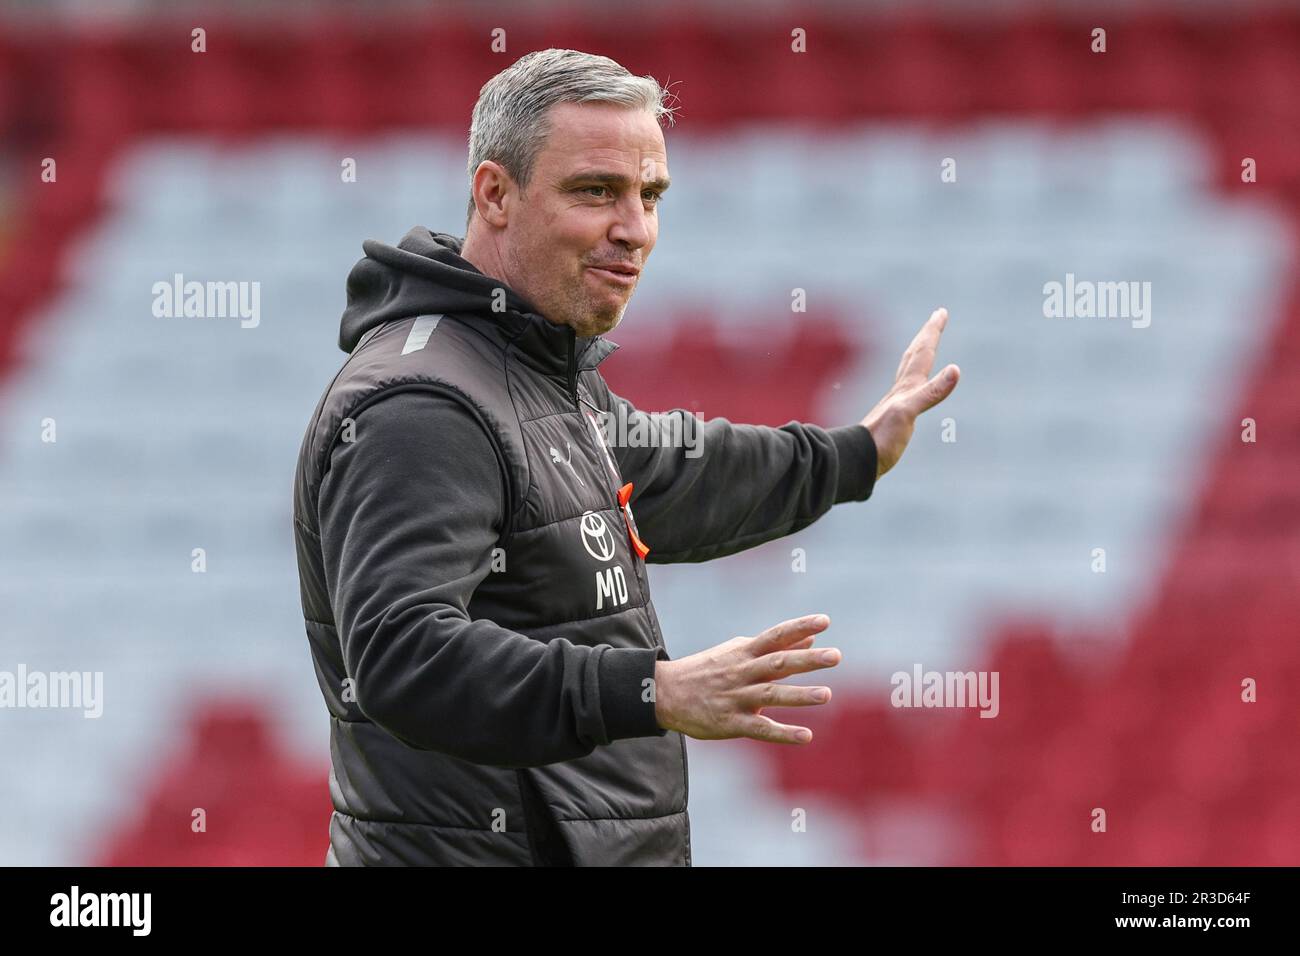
[497,101,669,338]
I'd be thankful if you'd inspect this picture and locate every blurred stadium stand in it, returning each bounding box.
[0,1,1297,865]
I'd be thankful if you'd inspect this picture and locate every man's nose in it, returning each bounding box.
[608,195,652,250]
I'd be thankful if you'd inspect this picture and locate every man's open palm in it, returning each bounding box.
[861,307,960,479]
[654,614,840,745]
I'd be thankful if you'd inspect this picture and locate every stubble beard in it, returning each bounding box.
[563,282,628,339]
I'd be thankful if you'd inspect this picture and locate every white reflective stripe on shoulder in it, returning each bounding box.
[400,314,443,355]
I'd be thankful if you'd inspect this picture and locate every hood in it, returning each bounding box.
[339,226,543,353]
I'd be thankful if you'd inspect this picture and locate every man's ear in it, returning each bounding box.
[470,160,514,228]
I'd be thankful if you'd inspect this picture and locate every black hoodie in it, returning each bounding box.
[294,226,878,865]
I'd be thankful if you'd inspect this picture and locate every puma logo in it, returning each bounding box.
[549,441,585,487]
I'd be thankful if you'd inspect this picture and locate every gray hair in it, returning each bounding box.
[465,48,677,225]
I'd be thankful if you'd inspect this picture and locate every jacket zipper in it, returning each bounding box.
[566,339,579,410]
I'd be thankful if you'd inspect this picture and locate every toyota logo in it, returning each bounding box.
[580,511,616,563]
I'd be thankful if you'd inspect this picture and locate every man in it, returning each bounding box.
[292,48,959,866]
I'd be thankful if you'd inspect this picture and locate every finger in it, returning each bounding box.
[895,307,949,383]
[906,363,960,415]
[739,714,815,745]
[748,614,830,657]
[741,683,832,710]
[749,646,842,681]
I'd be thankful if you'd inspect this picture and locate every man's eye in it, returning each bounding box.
[642,190,662,205]
[582,185,609,198]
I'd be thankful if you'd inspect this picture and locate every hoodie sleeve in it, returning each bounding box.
[598,383,878,564]
[317,388,667,769]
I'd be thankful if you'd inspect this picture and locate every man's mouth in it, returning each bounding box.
[586,263,640,286]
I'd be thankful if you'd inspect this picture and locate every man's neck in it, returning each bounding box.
[459,225,507,287]
[461,225,573,332]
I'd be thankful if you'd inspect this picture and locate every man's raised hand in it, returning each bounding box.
[861,307,960,480]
